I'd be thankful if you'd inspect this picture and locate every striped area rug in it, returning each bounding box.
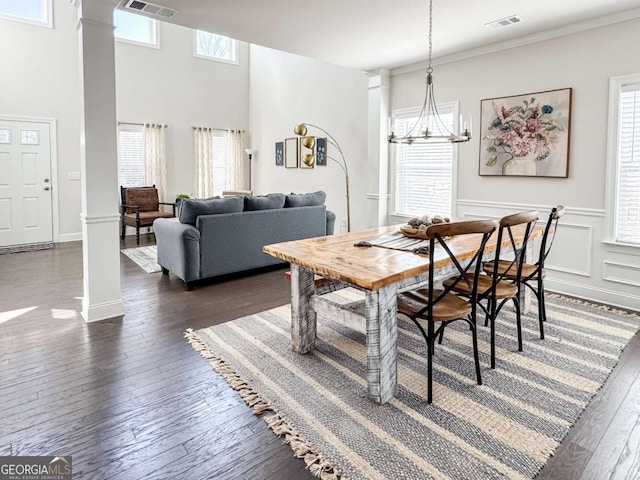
[186,291,640,480]
[120,245,161,274]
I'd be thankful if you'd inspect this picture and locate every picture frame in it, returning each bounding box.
[315,138,327,166]
[478,87,572,177]
[299,140,313,169]
[275,141,284,166]
[284,137,298,168]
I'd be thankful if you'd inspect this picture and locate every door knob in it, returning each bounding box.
[44,186,50,191]
[44,178,50,183]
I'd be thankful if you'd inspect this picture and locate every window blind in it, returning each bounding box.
[616,85,640,244]
[118,125,145,188]
[394,105,454,218]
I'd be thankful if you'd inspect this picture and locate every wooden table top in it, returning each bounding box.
[264,224,543,291]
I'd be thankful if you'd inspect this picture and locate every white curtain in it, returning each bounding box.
[194,127,215,198]
[225,129,245,190]
[143,123,167,201]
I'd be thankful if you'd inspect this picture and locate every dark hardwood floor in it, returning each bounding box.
[1,236,639,479]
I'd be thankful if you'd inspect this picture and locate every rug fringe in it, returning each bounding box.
[547,292,640,317]
[184,328,344,480]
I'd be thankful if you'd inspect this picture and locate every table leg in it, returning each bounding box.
[290,265,316,354]
[365,284,398,404]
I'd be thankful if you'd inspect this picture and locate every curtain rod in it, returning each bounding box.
[118,121,168,128]
[192,126,245,132]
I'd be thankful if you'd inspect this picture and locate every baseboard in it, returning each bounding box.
[546,277,640,312]
[82,299,125,323]
[58,232,82,242]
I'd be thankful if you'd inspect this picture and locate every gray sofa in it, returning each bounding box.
[153,192,335,290]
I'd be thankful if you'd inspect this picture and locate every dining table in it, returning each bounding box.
[263,223,543,405]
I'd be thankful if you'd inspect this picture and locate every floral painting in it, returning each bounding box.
[479,88,572,177]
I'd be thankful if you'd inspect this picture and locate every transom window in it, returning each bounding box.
[114,9,158,47]
[609,76,640,244]
[194,30,238,64]
[0,0,51,27]
[392,104,457,218]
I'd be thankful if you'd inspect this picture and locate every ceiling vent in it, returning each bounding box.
[123,0,178,19]
[485,15,523,29]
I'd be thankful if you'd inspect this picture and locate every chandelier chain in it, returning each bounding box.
[427,0,433,74]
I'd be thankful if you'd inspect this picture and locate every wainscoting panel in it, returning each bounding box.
[603,261,640,288]
[456,199,640,311]
[545,223,592,277]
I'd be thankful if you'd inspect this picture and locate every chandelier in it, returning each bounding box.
[388,0,472,144]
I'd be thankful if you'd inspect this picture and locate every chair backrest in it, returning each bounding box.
[121,186,159,213]
[416,220,498,320]
[538,205,565,268]
[490,210,539,285]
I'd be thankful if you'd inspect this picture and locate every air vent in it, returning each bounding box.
[123,0,178,19]
[485,15,523,29]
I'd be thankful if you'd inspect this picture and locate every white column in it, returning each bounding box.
[366,69,391,228]
[73,0,124,322]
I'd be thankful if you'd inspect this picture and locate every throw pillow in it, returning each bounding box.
[178,196,244,225]
[284,190,326,208]
[244,193,286,211]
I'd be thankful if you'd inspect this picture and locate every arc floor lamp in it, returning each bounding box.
[293,123,351,232]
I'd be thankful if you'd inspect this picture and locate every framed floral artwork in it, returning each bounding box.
[479,88,572,177]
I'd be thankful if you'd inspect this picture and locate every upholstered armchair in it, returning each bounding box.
[120,185,175,244]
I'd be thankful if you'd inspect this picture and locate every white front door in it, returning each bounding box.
[0,120,53,247]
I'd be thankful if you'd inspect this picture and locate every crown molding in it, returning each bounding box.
[391,8,640,77]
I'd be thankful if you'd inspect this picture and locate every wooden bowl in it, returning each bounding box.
[399,226,428,239]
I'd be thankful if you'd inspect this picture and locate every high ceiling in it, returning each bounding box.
[117,0,640,71]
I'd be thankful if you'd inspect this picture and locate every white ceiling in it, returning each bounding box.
[118,0,640,71]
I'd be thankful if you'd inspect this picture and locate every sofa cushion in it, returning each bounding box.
[284,191,326,208]
[178,196,244,225]
[244,193,286,211]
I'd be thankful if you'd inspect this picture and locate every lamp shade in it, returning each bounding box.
[294,124,307,136]
[302,136,315,149]
[302,154,315,167]
[244,148,254,156]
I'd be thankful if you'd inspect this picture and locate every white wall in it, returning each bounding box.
[0,1,81,240]
[390,17,640,309]
[0,0,250,239]
[248,45,369,232]
[115,23,250,202]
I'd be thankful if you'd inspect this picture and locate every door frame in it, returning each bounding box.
[0,114,59,243]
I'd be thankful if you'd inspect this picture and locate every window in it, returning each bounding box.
[114,9,158,47]
[0,0,51,27]
[194,30,237,64]
[392,103,457,218]
[117,124,145,187]
[609,75,640,244]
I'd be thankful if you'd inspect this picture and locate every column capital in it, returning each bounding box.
[367,68,391,89]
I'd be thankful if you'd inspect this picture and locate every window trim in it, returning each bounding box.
[114,11,160,49]
[0,0,52,29]
[389,102,460,221]
[192,30,239,65]
[604,72,640,247]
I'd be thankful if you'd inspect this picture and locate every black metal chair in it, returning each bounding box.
[445,211,539,369]
[484,205,565,341]
[397,219,498,403]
